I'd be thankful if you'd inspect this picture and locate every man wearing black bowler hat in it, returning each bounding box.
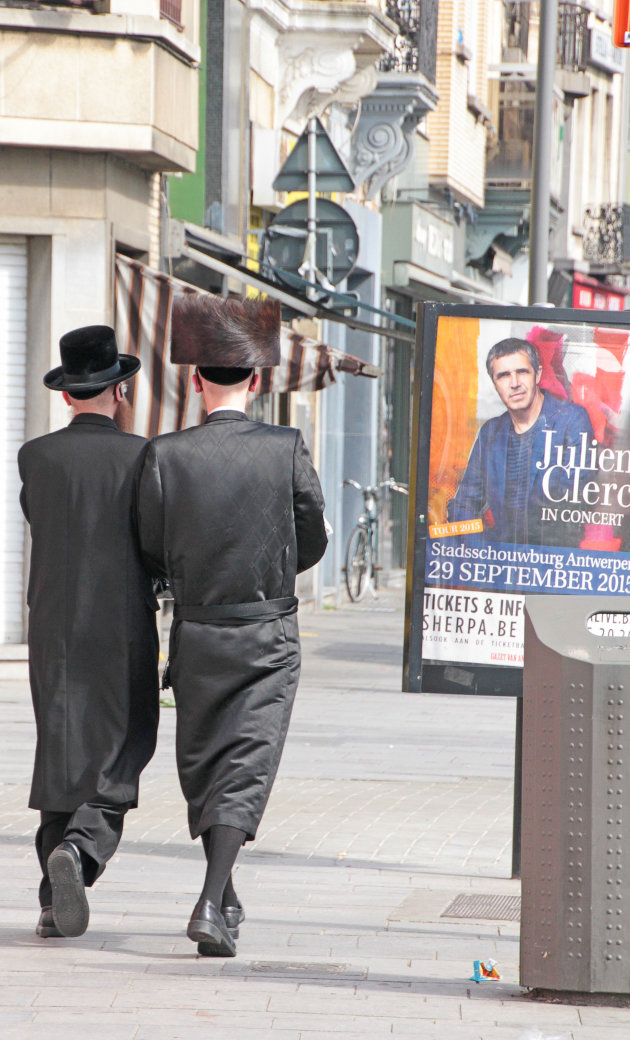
[136,294,327,957]
[18,325,160,940]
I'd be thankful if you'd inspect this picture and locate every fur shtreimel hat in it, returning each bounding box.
[171,294,281,368]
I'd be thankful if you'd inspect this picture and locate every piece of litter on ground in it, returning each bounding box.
[470,958,501,982]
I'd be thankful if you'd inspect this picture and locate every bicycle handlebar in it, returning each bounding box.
[383,479,409,495]
[341,478,409,496]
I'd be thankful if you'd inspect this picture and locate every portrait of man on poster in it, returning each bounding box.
[447,337,595,547]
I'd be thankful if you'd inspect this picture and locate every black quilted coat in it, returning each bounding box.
[136,411,327,840]
[18,414,160,812]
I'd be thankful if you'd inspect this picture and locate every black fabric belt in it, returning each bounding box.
[173,596,298,625]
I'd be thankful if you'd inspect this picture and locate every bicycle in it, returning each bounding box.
[341,478,409,602]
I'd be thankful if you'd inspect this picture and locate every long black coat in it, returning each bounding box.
[18,414,160,813]
[136,410,327,840]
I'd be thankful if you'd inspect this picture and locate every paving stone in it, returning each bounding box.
[0,985,39,1006]
[564,1030,630,1040]
[459,1000,582,1025]
[577,1006,630,1024]
[0,1010,36,1026]
[474,1031,574,1040]
[112,984,272,1011]
[31,986,121,1007]
[6,1025,137,1040]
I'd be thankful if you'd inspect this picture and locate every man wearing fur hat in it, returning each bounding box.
[136,294,327,957]
[18,326,160,940]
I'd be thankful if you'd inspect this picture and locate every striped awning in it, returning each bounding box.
[115,255,375,438]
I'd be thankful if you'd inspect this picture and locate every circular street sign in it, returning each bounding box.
[264,199,359,287]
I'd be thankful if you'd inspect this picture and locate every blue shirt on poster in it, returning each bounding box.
[447,391,595,546]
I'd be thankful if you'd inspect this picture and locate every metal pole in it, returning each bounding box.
[305,116,318,301]
[528,0,559,305]
[512,697,523,878]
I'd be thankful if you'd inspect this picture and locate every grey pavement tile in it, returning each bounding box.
[4,1029,134,1040]
[474,1032,574,1040]
[0,986,39,1006]
[135,1032,297,1040]
[0,1010,36,1025]
[268,1012,401,1031]
[358,933,492,957]
[371,1032,495,1040]
[459,1000,583,1026]
[2,969,144,988]
[32,987,121,1007]
[298,1035,403,1040]
[141,957,255,976]
[112,984,272,1011]
[268,992,467,1020]
[22,1017,138,1040]
[385,1032,518,1040]
[135,1010,278,1028]
[76,1007,260,1026]
[285,934,337,954]
[577,1006,630,1024]
[570,1030,630,1039]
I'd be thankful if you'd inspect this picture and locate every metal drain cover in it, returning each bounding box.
[247,961,366,979]
[441,893,521,921]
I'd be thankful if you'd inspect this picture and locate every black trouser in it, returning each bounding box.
[36,803,128,908]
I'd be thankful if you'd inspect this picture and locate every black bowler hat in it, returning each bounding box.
[43,325,141,393]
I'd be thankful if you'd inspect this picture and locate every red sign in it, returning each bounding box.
[572,275,627,312]
[614,0,630,47]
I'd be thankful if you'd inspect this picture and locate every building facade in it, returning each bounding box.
[4,0,630,648]
[0,0,199,644]
[165,0,403,602]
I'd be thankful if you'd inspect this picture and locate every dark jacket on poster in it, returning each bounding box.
[447,391,594,546]
[136,410,327,841]
[18,414,160,812]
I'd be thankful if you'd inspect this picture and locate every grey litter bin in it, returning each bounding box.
[521,596,630,995]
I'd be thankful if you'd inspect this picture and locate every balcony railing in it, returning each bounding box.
[379,0,420,73]
[24,0,179,13]
[382,0,588,77]
[583,205,630,265]
[504,2,588,71]
[557,2,589,72]
[160,0,182,28]
[505,1,530,56]
[28,0,96,7]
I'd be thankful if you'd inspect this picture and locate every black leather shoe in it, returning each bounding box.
[47,840,89,937]
[221,899,245,939]
[36,906,62,938]
[187,898,236,956]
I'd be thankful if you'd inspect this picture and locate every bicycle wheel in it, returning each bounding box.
[344,525,373,602]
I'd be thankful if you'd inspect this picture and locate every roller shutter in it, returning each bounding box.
[0,235,27,643]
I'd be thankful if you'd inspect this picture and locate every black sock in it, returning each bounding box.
[199,825,246,908]
[222,872,238,907]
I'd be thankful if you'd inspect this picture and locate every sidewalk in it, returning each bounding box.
[0,583,625,1039]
